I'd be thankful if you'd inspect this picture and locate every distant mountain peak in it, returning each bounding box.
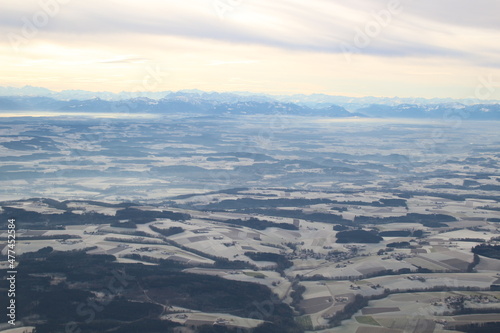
[0,86,499,119]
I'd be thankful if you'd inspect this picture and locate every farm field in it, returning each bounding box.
[0,116,499,332]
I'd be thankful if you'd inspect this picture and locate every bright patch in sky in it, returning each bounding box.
[0,0,499,99]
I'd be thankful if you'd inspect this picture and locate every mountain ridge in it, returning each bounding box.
[0,87,499,119]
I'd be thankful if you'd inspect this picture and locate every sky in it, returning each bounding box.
[1,0,499,99]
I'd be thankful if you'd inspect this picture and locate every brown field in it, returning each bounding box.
[184,319,214,326]
[452,314,500,322]
[390,294,423,302]
[187,236,208,242]
[416,256,458,271]
[413,318,436,332]
[105,246,128,255]
[477,256,500,271]
[407,257,448,271]
[300,296,333,314]
[357,266,386,275]
[356,327,402,333]
[441,258,469,271]
[362,307,401,315]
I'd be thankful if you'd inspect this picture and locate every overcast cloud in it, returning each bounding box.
[0,0,499,98]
